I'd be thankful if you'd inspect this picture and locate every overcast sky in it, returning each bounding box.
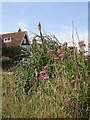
[1,2,88,47]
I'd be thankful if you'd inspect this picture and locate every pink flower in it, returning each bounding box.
[54,57,60,62]
[47,49,54,53]
[40,70,46,75]
[64,82,68,85]
[63,42,67,46]
[71,80,76,84]
[78,40,86,47]
[61,46,65,51]
[76,78,80,82]
[69,56,73,59]
[69,46,75,49]
[40,75,44,79]
[45,70,48,73]
[57,49,62,54]
[59,54,65,58]
[64,99,69,104]
[72,88,78,92]
[68,49,73,52]
[44,66,48,69]
[43,76,49,80]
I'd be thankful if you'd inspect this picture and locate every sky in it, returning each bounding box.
[0,2,88,47]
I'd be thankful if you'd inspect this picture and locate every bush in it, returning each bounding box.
[2,46,22,58]
[2,46,29,71]
[2,56,13,70]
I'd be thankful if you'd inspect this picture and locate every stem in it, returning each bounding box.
[40,29,44,50]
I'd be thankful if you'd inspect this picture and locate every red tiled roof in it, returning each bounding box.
[0,31,28,47]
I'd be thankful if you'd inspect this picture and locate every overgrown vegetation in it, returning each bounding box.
[2,24,90,118]
[2,46,28,71]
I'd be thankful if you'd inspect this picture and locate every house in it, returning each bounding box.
[0,29,31,70]
[0,29,30,48]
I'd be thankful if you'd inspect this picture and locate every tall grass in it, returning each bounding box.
[2,25,90,118]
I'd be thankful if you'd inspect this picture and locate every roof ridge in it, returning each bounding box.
[0,31,27,35]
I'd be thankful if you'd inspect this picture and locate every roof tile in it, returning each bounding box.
[0,31,28,47]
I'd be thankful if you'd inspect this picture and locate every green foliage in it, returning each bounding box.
[2,46,28,71]
[2,56,13,70]
[15,34,59,94]
[2,46,22,58]
[2,28,90,118]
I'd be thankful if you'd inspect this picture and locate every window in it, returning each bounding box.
[23,39,26,44]
[3,37,12,42]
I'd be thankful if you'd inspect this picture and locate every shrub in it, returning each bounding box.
[2,57,13,70]
[2,46,23,58]
[2,46,29,71]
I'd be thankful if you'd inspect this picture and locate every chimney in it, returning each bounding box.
[18,28,22,32]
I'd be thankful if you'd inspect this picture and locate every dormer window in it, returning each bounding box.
[3,37,12,42]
